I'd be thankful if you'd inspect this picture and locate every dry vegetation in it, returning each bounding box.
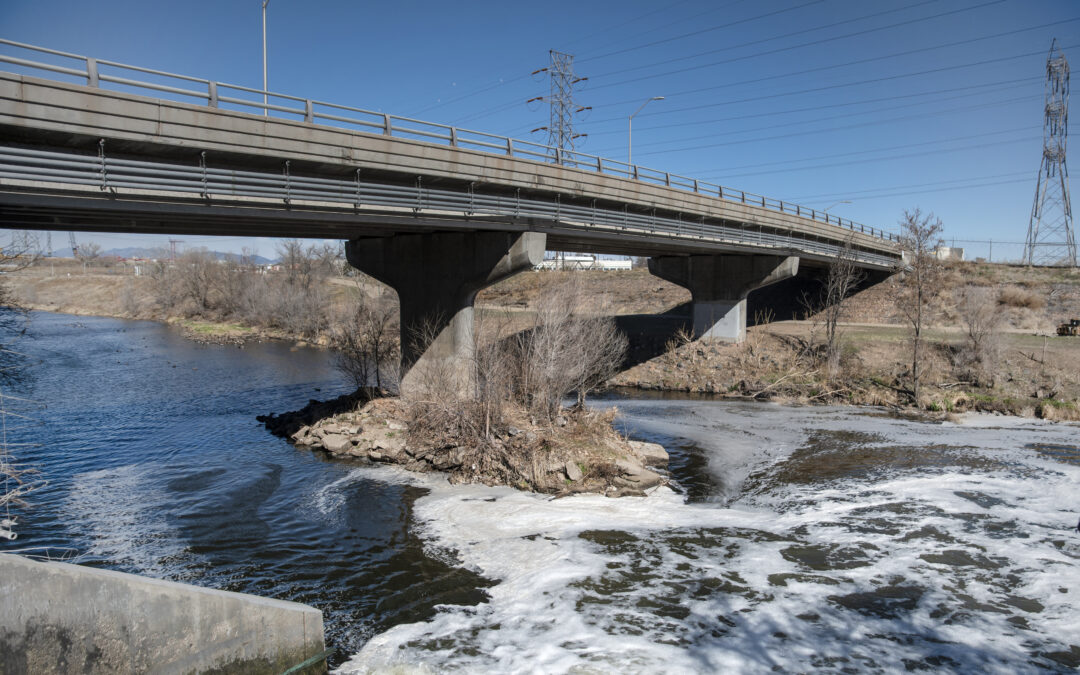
[9,245,1080,427]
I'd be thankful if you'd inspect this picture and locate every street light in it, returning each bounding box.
[262,0,269,116]
[822,200,851,212]
[629,96,663,167]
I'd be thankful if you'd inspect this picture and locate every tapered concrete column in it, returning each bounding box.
[346,231,546,396]
[649,254,799,342]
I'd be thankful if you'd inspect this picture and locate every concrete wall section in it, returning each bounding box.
[0,553,326,675]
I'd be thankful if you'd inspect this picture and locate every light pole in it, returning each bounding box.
[262,0,269,116]
[822,200,851,212]
[629,96,663,167]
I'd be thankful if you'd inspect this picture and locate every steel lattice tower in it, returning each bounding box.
[530,51,588,155]
[1025,40,1075,267]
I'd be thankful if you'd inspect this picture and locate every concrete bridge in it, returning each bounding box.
[0,40,902,392]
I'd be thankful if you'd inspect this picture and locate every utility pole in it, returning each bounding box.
[628,96,663,167]
[262,0,270,116]
[1025,39,1075,266]
[529,50,590,159]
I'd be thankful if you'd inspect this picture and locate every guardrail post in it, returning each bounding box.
[383,114,392,136]
[740,191,745,203]
[86,57,99,87]
[718,186,724,199]
[450,127,458,147]
[665,173,671,187]
[207,81,218,108]
[796,205,800,216]
[761,195,766,207]
[693,179,699,193]
[304,100,314,123]
[633,165,639,181]
[597,157,603,173]
[555,148,562,165]
[506,138,514,156]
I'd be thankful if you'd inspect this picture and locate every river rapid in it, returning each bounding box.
[8,312,1080,673]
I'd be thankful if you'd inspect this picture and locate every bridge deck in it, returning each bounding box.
[0,69,901,269]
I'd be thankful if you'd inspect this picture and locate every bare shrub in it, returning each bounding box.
[997,286,1046,310]
[956,287,1002,386]
[149,259,184,313]
[515,279,627,419]
[332,290,399,390]
[120,278,140,316]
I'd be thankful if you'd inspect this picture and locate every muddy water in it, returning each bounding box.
[8,313,1080,673]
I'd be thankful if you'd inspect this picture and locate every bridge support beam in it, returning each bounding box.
[648,254,800,342]
[346,231,546,396]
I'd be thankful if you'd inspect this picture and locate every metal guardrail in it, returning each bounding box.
[0,38,898,244]
[0,145,900,268]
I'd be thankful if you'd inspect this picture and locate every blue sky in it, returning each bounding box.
[1,0,1077,258]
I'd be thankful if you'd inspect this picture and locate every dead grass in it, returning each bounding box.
[997,286,1047,310]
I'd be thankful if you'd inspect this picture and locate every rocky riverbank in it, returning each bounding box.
[259,392,669,497]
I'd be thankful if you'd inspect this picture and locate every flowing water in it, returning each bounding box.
[7,313,1080,673]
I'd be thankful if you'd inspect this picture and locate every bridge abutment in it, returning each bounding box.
[346,231,546,396]
[649,254,800,342]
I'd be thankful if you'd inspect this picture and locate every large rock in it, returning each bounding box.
[321,434,352,453]
[628,441,669,466]
[614,458,664,490]
[565,461,583,482]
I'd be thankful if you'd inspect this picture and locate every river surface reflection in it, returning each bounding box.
[9,312,1080,672]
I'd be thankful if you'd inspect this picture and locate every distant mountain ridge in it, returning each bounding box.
[101,247,275,264]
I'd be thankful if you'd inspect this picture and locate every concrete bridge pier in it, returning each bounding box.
[649,254,800,342]
[346,231,546,396]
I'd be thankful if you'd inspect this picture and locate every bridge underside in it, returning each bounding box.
[0,96,900,396]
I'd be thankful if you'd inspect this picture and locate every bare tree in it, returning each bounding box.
[176,248,220,313]
[822,237,864,377]
[76,241,103,264]
[896,208,944,404]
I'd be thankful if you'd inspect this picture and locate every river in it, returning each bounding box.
[7,312,1080,673]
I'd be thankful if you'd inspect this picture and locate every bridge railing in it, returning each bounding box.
[0,38,897,243]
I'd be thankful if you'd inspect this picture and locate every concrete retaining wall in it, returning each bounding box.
[0,553,326,674]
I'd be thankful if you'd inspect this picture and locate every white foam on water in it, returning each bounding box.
[338,405,1080,674]
[63,463,188,578]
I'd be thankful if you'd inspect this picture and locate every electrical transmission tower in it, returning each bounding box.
[1025,39,1075,267]
[529,50,590,156]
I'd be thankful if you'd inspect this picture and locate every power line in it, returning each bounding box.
[706,135,1040,182]
[576,0,827,64]
[590,78,1036,155]
[791,177,1034,204]
[588,0,1010,93]
[590,0,943,81]
[585,76,1038,138]
[693,125,1035,176]
[784,171,1033,202]
[633,93,1033,157]
[596,44,1076,122]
